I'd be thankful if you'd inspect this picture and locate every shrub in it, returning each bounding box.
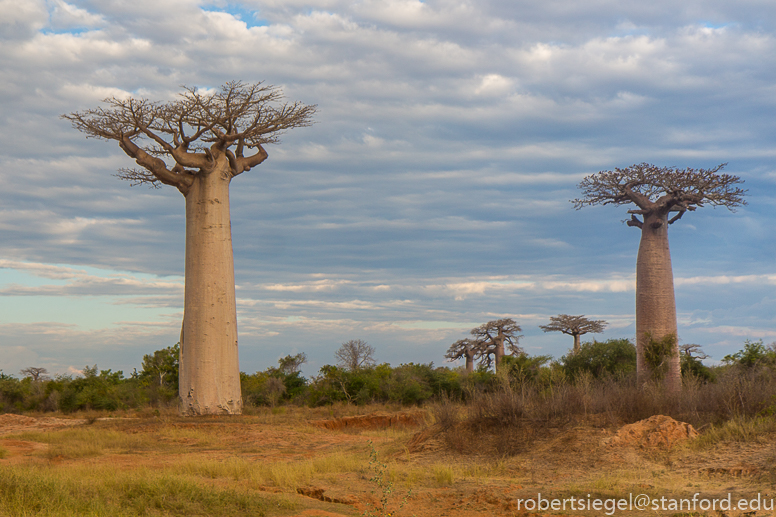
[560,338,636,379]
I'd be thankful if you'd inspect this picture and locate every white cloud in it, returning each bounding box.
[0,0,773,373]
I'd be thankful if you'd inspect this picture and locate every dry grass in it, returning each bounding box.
[3,399,776,516]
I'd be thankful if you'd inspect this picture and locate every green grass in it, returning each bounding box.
[0,463,289,517]
[180,450,363,490]
[11,428,154,459]
[693,416,776,448]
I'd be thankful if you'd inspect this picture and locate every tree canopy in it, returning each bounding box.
[573,163,747,228]
[539,314,607,337]
[62,81,316,195]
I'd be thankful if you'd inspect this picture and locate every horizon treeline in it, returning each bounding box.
[1,338,773,415]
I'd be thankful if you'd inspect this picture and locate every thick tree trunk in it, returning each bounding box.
[573,334,581,354]
[465,350,474,374]
[179,159,243,415]
[635,212,681,391]
[494,332,505,372]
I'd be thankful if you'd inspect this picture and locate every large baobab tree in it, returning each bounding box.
[539,314,607,354]
[64,82,316,415]
[574,163,745,390]
[470,318,523,372]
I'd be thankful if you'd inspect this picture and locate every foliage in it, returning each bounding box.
[499,354,552,386]
[5,338,776,416]
[679,343,715,382]
[138,342,180,405]
[722,339,776,369]
[559,338,637,379]
[642,332,678,380]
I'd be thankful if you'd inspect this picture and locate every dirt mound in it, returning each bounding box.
[607,415,698,448]
[311,411,426,431]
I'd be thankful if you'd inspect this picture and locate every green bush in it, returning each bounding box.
[560,338,636,379]
[723,339,776,369]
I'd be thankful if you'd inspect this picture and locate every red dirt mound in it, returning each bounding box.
[311,411,426,431]
[607,414,699,448]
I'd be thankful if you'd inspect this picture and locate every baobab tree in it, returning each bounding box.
[63,82,316,415]
[445,338,480,374]
[470,318,523,372]
[574,163,745,390]
[539,314,607,354]
[19,367,49,382]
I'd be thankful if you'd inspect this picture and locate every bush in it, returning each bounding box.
[560,338,636,379]
[723,339,776,369]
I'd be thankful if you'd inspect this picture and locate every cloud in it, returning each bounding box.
[0,0,773,374]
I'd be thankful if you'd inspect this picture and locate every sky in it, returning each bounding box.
[0,0,774,379]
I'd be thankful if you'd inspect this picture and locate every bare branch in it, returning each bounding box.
[679,343,709,360]
[445,338,480,361]
[572,163,746,227]
[626,214,643,229]
[335,339,376,370]
[470,318,523,367]
[62,81,316,189]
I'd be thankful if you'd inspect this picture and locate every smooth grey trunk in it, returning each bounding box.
[635,213,681,391]
[573,334,581,354]
[179,158,243,415]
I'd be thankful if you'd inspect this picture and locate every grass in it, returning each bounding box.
[2,400,776,516]
[12,427,154,459]
[692,416,776,448]
[0,463,288,517]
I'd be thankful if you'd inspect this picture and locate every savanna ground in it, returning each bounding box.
[2,403,776,517]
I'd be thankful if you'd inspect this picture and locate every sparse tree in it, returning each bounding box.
[63,82,316,415]
[539,314,607,355]
[335,339,376,370]
[277,353,307,375]
[470,318,523,372]
[445,338,479,374]
[574,163,746,390]
[19,367,49,382]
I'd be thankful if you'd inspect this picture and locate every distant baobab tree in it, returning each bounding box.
[539,314,607,354]
[19,367,49,382]
[470,318,523,372]
[445,338,480,374]
[574,163,746,390]
[64,82,316,415]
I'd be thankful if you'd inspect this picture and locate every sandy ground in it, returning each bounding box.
[2,411,776,516]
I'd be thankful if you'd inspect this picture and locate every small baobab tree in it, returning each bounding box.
[445,338,480,374]
[470,318,523,372]
[19,367,49,382]
[335,339,376,370]
[63,82,316,415]
[539,314,607,354]
[574,163,746,390]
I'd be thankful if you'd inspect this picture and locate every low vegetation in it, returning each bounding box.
[1,339,773,423]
